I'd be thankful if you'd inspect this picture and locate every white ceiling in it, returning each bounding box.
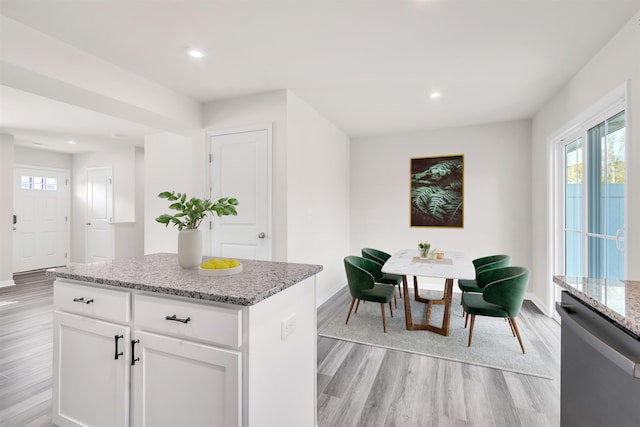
[1,0,639,153]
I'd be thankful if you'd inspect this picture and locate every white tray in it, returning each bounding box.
[198,263,243,276]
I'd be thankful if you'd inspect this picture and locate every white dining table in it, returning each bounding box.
[382,249,475,335]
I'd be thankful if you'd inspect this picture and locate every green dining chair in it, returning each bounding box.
[461,266,530,354]
[344,256,396,333]
[362,247,404,302]
[458,254,511,294]
[458,254,511,316]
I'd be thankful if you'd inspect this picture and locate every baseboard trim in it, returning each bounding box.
[526,292,552,317]
[0,280,16,288]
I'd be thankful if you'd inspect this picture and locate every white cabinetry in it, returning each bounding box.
[52,274,316,427]
[131,331,241,427]
[53,312,130,427]
[52,280,242,427]
[131,294,241,427]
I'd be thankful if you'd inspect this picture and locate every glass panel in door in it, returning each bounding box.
[586,111,625,280]
[564,138,583,277]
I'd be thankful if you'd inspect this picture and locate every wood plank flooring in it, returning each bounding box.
[1,271,54,427]
[0,272,560,427]
[318,288,561,427]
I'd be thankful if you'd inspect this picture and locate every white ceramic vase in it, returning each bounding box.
[178,229,202,269]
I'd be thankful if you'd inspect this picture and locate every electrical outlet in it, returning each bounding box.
[281,313,296,340]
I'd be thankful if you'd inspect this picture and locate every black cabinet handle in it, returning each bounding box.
[114,334,124,360]
[165,314,191,324]
[131,339,140,366]
[73,297,94,304]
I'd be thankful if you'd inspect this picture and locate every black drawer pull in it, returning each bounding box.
[73,297,94,304]
[165,314,191,324]
[114,334,124,360]
[131,339,140,366]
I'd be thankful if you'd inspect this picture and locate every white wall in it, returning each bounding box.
[144,133,193,255]
[71,145,139,261]
[351,120,532,284]
[286,91,351,305]
[202,91,288,261]
[531,11,640,314]
[14,146,72,170]
[0,134,15,286]
[114,147,145,259]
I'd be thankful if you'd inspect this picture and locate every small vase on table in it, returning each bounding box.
[418,241,431,258]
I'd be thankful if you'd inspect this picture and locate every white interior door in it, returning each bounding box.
[86,167,113,263]
[13,166,69,272]
[209,127,271,260]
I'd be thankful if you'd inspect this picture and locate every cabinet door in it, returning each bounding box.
[52,311,130,427]
[131,331,241,427]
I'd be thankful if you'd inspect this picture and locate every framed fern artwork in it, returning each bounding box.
[410,155,464,227]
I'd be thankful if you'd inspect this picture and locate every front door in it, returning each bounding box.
[86,167,113,263]
[209,127,271,260]
[13,166,69,272]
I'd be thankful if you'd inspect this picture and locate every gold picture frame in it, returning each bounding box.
[410,154,464,227]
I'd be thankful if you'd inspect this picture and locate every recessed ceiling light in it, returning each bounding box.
[67,140,77,144]
[187,48,205,59]
[429,92,441,99]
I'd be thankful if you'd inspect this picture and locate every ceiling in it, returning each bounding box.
[1,0,639,153]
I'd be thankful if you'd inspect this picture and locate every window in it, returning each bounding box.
[20,175,58,191]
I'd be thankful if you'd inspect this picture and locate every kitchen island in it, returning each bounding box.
[47,253,323,427]
[553,276,640,336]
[553,276,640,427]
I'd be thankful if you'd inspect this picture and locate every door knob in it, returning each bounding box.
[258,232,266,239]
[86,222,91,226]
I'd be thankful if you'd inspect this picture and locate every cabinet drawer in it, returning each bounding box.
[54,280,131,323]
[134,294,242,348]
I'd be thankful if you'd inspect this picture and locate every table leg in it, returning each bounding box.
[402,276,454,336]
[402,275,413,329]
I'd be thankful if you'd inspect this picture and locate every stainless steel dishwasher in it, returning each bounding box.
[556,291,640,427]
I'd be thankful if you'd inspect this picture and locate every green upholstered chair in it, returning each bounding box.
[458,254,511,294]
[344,256,396,333]
[461,266,530,354]
[362,247,404,302]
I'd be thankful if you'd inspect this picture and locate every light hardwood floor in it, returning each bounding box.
[0,272,560,427]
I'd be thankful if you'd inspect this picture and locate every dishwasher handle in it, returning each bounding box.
[556,302,640,379]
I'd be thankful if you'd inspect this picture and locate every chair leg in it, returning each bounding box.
[398,284,402,298]
[467,314,476,347]
[464,312,469,328]
[380,303,387,333]
[389,301,393,317]
[393,292,397,309]
[510,318,526,354]
[507,317,516,336]
[345,298,356,325]
[354,299,361,313]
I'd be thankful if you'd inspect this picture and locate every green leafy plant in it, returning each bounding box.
[418,240,431,257]
[155,191,238,231]
[418,241,431,250]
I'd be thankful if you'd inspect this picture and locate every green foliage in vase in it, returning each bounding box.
[155,191,238,231]
[411,159,463,225]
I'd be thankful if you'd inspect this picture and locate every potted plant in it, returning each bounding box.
[155,191,238,269]
[418,240,431,258]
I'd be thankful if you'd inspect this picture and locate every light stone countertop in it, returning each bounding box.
[47,253,323,306]
[554,275,640,337]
